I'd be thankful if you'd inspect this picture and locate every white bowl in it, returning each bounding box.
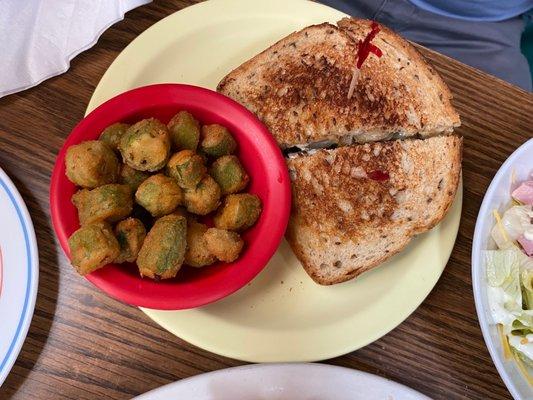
[472,138,533,400]
[133,363,430,400]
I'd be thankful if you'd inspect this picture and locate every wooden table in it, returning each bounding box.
[0,1,531,399]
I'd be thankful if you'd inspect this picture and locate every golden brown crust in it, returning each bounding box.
[287,222,411,285]
[288,144,403,239]
[218,19,460,149]
[412,137,462,234]
[337,18,459,130]
[285,136,462,285]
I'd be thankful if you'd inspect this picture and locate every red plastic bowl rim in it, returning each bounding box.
[50,84,291,310]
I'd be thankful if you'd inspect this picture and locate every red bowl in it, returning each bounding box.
[50,84,291,310]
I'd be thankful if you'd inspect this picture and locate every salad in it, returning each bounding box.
[485,179,533,372]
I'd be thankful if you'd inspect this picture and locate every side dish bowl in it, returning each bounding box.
[50,84,291,310]
[472,138,533,399]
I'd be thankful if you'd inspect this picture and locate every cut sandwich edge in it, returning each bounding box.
[217,17,462,151]
[285,135,463,285]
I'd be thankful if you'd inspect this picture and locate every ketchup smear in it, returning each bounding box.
[356,21,382,69]
[367,170,390,181]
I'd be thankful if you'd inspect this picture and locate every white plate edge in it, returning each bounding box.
[471,138,533,400]
[0,167,39,387]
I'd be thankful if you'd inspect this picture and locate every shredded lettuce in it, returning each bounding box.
[512,319,533,336]
[485,250,521,303]
[485,249,522,331]
[491,210,512,249]
[501,205,533,242]
[487,185,533,374]
[509,335,533,368]
[491,205,533,250]
[523,269,533,310]
[485,246,533,369]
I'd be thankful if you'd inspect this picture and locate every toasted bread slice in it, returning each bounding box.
[217,19,460,149]
[286,135,462,285]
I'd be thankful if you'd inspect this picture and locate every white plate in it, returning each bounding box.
[133,363,431,400]
[88,0,462,362]
[0,167,39,386]
[472,138,533,400]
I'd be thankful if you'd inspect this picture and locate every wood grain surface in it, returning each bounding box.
[0,1,532,399]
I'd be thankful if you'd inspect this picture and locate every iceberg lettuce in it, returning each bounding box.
[485,246,533,366]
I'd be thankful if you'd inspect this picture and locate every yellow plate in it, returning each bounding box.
[88,0,463,362]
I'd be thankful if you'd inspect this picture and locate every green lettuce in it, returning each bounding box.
[485,249,522,311]
[485,247,533,367]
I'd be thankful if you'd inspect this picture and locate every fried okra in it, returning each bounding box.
[119,118,171,171]
[68,222,120,275]
[200,124,237,157]
[72,184,133,225]
[204,228,244,263]
[114,217,146,263]
[184,220,216,268]
[99,122,130,152]
[214,193,262,231]
[183,175,221,215]
[118,164,150,191]
[136,214,187,280]
[167,111,201,151]
[135,174,183,217]
[166,150,206,189]
[65,140,119,188]
[209,155,249,194]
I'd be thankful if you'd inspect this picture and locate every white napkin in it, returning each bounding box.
[0,0,152,98]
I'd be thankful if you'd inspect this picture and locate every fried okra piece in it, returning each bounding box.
[136,214,187,280]
[118,164,150,191]
[184,220,216,268]
[214,193,262,231]
[68,222,120,275]
[167,111,201,151]
[119,118,171,172]
[72,184,133,225]
[135,174,183,217]
[114,218,146,263]
[183,175,221,215]
[65,140,119,188]
[209,155,249,194]
[200,124,237,157]
[166,150,207,189]
[204,228,244,263]
[99,122,130,152]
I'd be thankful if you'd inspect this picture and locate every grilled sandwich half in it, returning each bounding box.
[286,136,461,284]
[218,18,462,285]
[218,18,460,150]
